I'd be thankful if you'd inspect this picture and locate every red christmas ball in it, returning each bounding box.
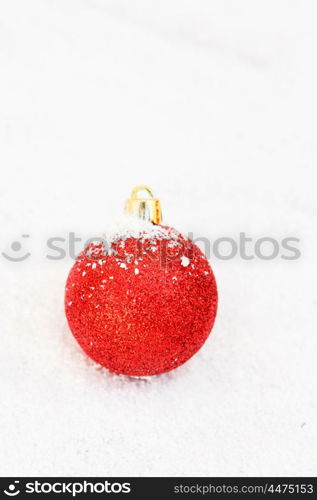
[65,221,217,376]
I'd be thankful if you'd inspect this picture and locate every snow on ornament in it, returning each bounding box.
[65,186,218,376]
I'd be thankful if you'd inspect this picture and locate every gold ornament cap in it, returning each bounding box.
[125,185,162,224]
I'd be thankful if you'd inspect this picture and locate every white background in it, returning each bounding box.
[0,0,316,476]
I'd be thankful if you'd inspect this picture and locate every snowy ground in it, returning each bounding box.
[0,0,316,476]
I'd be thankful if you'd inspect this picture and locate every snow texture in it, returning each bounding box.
[181,256,190,267]
[102,215,179,243]
[0,0,317,477]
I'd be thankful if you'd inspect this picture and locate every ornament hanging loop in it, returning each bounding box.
[125,185,162,224]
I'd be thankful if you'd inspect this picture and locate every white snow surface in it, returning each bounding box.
[0,0,317,477]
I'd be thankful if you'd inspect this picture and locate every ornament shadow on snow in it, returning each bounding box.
[65,186,218,377]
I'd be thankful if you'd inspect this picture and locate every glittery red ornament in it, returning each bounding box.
[65,189,218,376]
